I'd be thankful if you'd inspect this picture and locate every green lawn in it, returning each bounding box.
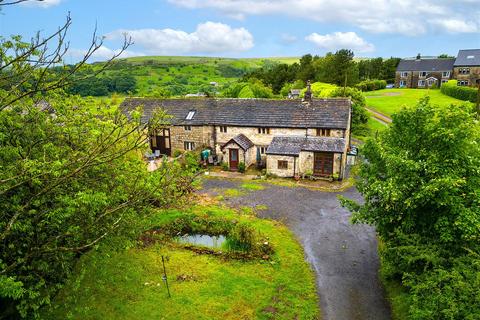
[364,88,470,116]
[44,205,319,320]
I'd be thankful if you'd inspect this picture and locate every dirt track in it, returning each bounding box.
[201,179,391,320]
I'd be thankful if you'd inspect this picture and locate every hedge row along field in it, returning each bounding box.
[441,80,478,102]
[355,79,387,92]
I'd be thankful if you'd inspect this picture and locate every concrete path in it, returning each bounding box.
[366,108,392,125]
[200,178,391,320]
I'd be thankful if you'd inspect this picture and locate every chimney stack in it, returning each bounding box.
[303,80,312,102]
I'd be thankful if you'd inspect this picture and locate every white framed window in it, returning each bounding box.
[257,146,267,155]
[442,71,450,78]
[419,71,427,78]
[418,80,426,87]
[459,68,470,75]
[219,126,227,133]
[258,127,270,134]
[457,80,469,86]
[400,71,408,77]
[184,125,192,131]
[399,80,407,87]
[441,79,448,84]
[185,110,196,120]
[184,141,195,151]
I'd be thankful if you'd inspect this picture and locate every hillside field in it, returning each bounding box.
[93,56,299,97]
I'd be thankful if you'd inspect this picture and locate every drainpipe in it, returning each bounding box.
[339,153,344,180]
[243,149,246,166]
[212,125,217,155]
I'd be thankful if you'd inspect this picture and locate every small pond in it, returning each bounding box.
[176,234,227,249]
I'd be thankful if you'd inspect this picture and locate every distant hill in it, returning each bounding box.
[87,56,299,97]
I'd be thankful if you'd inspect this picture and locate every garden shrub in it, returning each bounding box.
[440,80,477,102]
[238,162,246,173]
[355,79,387,91]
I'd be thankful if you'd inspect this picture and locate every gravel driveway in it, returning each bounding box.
[201,178,391,320]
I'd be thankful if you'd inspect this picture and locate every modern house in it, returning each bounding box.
[395,57,455,88]
[453,49,480,87]
[121,91,352,180]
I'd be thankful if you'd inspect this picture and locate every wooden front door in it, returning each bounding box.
[229,149,239,171]
[314,152,334,176]
[150,129,171,156]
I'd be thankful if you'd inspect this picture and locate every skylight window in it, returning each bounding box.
[467,55,475,59]
[185,110,196,120]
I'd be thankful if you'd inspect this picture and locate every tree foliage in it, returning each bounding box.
[342,98,480,319]
[0,16,195,318]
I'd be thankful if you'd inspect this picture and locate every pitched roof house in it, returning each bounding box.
[453,49,480,87]
[121,96,352,180]
[395,57,455,88]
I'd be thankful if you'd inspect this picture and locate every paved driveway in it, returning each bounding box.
[201,178,391,320]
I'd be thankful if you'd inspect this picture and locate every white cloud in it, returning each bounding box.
[21,0,62,8]
[429,19,479,33]
[168,0,480,35]
[306,31,374,53]
[107,22,254,55]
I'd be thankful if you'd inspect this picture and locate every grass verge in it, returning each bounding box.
[44,205,320,320]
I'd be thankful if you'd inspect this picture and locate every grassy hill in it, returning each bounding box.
[91,56,299,97]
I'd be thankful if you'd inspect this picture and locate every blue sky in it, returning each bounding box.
[1,0,479,61]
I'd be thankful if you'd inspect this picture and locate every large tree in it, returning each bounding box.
[342,98,480,319]
[0,7,195,318]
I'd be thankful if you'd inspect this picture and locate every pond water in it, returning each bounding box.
[176,234,227,248]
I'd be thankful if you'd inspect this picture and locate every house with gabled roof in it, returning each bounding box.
[395,56,455,88]
[453,49,480,87]
[121,86,352,180]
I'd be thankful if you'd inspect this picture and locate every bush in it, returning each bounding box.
[238,162,246,173]
[355,79,387,91]
[441,80,477,102]
[221,162,229,171]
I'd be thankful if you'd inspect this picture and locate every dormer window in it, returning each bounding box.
[185,110,196,120]
[442,71,450,78]
[400,72,408,77]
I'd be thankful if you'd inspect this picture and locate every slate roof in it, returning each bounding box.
[266,136,346,156]
[222,134,254,151]
[454,49,480,66]
[120,98,352,129]
[396,58,455,72]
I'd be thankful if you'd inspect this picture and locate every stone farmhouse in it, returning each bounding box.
[395,57,455,88]
[453,49,480,87]
[121,92,352,180]
[395,49,480,88]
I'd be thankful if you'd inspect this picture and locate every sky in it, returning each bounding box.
[1,0,480,62]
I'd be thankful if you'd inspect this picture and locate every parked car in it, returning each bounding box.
[386,83,395,88]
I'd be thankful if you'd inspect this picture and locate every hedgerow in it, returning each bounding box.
[440,80,477,102]
[355,79,387,91]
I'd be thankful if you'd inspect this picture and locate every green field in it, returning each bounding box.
[364,88,470,116]
[44,204,319,320]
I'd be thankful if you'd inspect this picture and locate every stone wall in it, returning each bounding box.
[453,67,480,87]
[266,155,297,177]
[170,125,213,152]
[395,71,451,88]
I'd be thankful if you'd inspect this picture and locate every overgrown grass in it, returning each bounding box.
[44,205,320,320]
[241,182,266,191]
[364,88,469,116]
